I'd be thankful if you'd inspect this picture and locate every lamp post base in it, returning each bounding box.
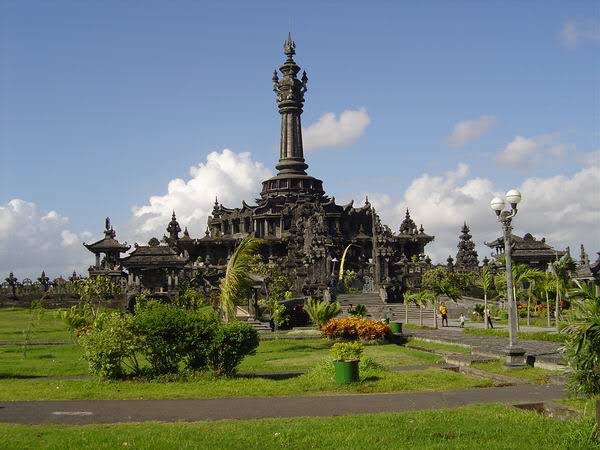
[503,347,527,369]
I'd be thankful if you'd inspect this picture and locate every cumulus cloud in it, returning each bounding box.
[303,108,370,151]
[0,199,92,278]
[368,163,600,264]
[577,149,600,167]
[447,115,496,147]
[495,133,574,168]
[560,19,600,48]
[130,149,271,241]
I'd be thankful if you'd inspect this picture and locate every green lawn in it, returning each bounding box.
[238,338,441,373]
[0,344,86,377]
[0,307,72,342]
[0,404,595,450]
[471,360,557,384]
[0,365,491,401]
[404,337,471,355]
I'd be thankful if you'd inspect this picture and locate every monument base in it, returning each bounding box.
[502,346,527,369]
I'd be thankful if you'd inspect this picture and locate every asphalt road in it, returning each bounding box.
[0,384,564,425]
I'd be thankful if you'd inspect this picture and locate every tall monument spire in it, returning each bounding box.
[273,32,309,175]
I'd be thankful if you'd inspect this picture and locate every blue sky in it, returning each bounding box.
[1,1,599,276]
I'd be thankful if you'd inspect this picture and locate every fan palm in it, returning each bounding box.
[560,280,600,395]
[219,237,264,322]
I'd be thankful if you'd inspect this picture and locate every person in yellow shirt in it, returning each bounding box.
[439,302,448,327]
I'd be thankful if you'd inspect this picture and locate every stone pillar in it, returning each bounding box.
[95,254,101,268]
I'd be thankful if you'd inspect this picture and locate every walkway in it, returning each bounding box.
[0,383,564,425]
[406,327,564,367]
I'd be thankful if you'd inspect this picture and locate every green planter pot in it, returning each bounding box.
[390,322,402,334]
[334,360,360,384]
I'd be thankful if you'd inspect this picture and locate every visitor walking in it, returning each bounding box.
[439,302,448,327]
[485,308,494,329]
[459,313,465,328]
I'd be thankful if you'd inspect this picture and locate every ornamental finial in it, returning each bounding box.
[284,32,295,58]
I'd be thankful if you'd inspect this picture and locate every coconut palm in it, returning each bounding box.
[533,272,555,327]
[560,280,600,395]
[518,267,544,326]
[404,290,435,326]
[549,254,577,330]
[475,267,494,328]
[422,268,461,329]
[219,237,264,322]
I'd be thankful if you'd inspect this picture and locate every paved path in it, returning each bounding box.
[406,328,564,366]
[0,384,564,425]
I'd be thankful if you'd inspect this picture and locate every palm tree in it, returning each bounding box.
[550,254,577,330]
[422,268,461,329]
[560,280,600,395]
[519,267,544,326]
[219,237,264,322]
[404,290,435,326]
[533,272,555,327]
[475,267,494,328]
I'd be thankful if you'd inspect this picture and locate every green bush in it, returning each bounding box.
[331,341,363,361]
[79,312,141,379]
[133,302,194,374]
[207,321,259,376]
[184,310,219,370]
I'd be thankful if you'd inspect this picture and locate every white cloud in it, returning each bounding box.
[368,163,600,264]
[496,135,539,167]
[130,149,271,241]
[447,115,496,147]
[495,133,575,168]
[0,199,92,278]
[560,19,600,48]
[303,108,370,151]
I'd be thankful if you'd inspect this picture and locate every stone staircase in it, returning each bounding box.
[337,293,435,325]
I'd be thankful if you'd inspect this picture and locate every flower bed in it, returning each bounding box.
[321,317,391,341]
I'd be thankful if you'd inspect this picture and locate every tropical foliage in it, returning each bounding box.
[219,237,264,322]
[560,280,600,395]
[404,290,435,326]
[303,297,341,328]
[421,267,462,328]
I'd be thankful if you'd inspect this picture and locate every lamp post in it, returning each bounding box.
[490,189,526,368]
[331,257,339,277]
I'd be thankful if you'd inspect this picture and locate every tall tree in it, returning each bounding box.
[219,237,264,322]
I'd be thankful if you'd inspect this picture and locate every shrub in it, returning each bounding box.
[207,321,259,376]
[79,312,141,379]
[184,309,219,371]
[321,317,390,341]
[331,341,363,361]
[303,297,341,328]
[560,281,600,396]
[349,304,368,317]
[133,301,194,374]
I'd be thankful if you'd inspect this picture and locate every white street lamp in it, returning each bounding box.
[490,189,526,368]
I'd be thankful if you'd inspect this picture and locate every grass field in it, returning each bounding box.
[0,404,595,450]
[471,360,556,384]
[0,307,71,342]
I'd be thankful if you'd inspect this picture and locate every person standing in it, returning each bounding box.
[439,302,449,327]
[459,313,465,328]
[485,308,494,329]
